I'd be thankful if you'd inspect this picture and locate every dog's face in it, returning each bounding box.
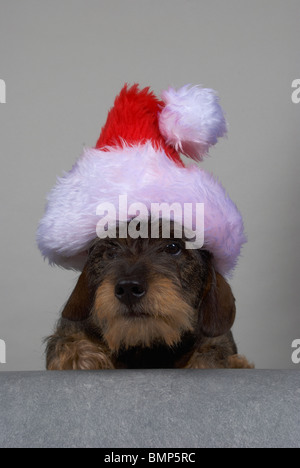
[87,236,211,351]
[62,229,236,353]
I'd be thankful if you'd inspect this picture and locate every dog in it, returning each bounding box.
[46,222,252,370]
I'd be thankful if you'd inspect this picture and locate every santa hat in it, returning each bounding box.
[37,83,246,276]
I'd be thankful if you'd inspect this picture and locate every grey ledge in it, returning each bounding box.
[0,369,299,448]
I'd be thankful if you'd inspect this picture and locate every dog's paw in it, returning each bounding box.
[227,354,254,369]
[183,352,223,369]
[46,333,114,370]
[183,351,254,369]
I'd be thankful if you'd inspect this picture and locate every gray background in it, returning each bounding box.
[0,0,299,371]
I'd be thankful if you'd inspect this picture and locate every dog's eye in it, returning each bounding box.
[104,247,118,260]
[164,242,181,255]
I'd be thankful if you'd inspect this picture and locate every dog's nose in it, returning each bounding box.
[115,279,146,305]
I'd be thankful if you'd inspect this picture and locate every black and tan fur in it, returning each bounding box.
[46,230,252,370]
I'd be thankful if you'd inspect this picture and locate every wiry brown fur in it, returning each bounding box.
[94,277,195,351]
[46,230,253,370]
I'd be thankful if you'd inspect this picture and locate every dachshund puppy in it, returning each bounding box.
[46,224,252,370]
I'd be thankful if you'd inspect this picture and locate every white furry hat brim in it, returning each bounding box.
[37,143,246,276]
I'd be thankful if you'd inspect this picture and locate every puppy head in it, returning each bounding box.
[62,231,236,352]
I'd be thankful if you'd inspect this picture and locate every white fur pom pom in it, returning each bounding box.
[159,85,227,161]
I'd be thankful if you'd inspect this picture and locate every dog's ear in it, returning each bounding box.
[200,271,236,337]
[62,267,92,321]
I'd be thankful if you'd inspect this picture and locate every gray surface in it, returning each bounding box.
[0,370,299,448]
[0,1,300,371]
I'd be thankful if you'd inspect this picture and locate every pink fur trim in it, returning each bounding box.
[37,143,246,276]
[159,85,227,161]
